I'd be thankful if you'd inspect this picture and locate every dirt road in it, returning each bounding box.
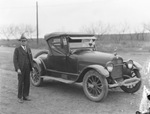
[0,47,149,114]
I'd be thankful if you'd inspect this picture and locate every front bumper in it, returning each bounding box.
[108,77,141,88]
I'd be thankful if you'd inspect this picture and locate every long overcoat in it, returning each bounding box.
[13,46,33,72]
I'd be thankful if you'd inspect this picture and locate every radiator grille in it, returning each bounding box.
[111,57,123,79]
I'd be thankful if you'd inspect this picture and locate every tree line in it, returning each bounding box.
[0,24,35,40]
[80,22,150,41]
[0,22,150,41]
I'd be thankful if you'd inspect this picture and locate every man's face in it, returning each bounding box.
[20,40,27,46]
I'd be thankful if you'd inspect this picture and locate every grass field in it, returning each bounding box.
[1,32,150,52]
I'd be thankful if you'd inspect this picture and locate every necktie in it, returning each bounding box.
[24,46,27,52]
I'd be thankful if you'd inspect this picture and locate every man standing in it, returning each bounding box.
[13,34,33,103]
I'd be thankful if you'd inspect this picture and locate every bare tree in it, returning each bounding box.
[134,26,146,41]
[0,25,15,40]
[80,24,97,34]
[141,27,146,41]
[143,23,150,32]
[80,21,112,40]
[114,22,130,44]
[0,24,36,40]
[12,24,36,39]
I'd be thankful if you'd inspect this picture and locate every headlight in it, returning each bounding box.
[106,63,114,72]
[127,60,133,69]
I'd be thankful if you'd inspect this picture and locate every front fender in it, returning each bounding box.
[133,61,142,71]
[76,65,109,82]
[83,65,109,77]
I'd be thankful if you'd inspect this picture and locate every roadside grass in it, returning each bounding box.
[0,39,47,49]
[0,37,150,53]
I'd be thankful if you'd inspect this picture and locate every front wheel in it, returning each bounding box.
[83,70,108,102]
[120,69,141,93]
[30,62,43,86]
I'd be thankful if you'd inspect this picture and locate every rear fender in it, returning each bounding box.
[33,58,46,75]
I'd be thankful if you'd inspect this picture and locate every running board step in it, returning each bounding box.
[41,76,75,84]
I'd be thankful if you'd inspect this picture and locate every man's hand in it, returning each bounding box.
[30,68,34,74]
[17,69,21,74]
[32,67,34,70]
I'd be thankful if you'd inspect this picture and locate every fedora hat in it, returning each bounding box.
[18,34,27,41]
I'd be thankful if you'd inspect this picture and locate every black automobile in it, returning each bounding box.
[31,32,142,102]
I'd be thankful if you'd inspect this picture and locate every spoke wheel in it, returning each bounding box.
[30,63,43,86]
[83,70,108,102]
[120,69,141,93]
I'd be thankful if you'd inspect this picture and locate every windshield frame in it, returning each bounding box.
[68,36,96,53]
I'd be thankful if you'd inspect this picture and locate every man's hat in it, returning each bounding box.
[18,34,27,41]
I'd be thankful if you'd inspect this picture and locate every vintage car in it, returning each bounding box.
[31,32,142,102]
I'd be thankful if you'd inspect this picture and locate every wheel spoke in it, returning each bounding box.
[97,87,101,94]
[93,76,97,82]
[88,87,93,93]
[94,88,99,96]
[87,75,102,97]
[92,88,96,96]
[91,76,95,82]
[97,81,102,86]
[32,67,40,83]
[88,78,93,84]
[96,78,100,83]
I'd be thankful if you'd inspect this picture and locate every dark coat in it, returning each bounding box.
[13,46,33,72]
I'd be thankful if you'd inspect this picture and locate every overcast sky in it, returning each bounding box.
[0,0,150,37]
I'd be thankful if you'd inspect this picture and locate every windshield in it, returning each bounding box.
[69,37,96,49]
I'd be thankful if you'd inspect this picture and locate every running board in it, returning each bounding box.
[41,76,75,84]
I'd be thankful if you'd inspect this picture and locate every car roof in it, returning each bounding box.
[44,32,95,41]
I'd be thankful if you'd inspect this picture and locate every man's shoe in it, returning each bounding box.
[23,97,31,101]
[18,98,23,103]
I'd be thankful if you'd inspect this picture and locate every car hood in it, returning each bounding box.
[76,50,115,66]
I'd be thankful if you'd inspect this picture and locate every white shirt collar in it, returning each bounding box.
[21,45,26,50]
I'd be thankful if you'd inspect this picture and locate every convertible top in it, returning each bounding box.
[44,32,95,41]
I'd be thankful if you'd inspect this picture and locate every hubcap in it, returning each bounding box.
[87,75,102,97]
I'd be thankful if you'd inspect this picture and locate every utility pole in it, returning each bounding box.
[36,1,39,45]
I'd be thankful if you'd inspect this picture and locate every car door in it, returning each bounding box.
[47,37,67,72]
[66,54,78,74]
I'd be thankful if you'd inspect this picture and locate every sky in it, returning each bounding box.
[0,0,150,37]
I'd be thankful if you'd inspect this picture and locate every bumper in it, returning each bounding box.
[108,77,141,88]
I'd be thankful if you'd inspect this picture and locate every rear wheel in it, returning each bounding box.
[30,62,43,86]
[83,70,108,102]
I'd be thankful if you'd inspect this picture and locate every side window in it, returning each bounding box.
[48,37,67,55]
[51,38,62,50]
[62,37,68,53]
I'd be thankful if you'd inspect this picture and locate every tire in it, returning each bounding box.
[83,69,108,102]
[120,69,141,93]
[34,50,48,58]
[30,62,43,86]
